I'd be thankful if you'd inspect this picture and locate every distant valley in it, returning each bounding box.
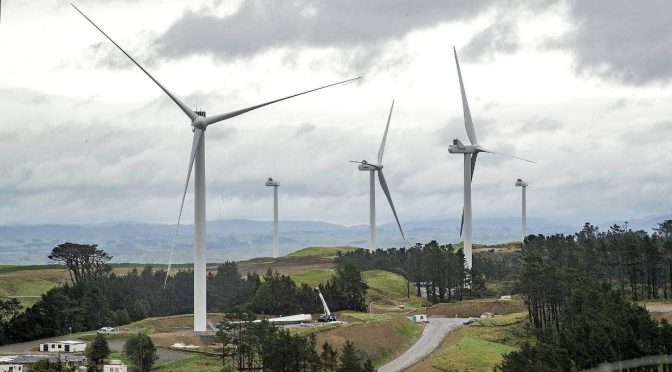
[0,215,669,265]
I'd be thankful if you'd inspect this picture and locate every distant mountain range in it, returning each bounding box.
[0,214,669,265]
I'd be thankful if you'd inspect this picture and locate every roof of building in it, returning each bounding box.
[0,354,87,364]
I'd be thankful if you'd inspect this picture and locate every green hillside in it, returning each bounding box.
[286,246,360,257]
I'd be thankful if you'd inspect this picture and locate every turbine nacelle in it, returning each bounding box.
[515,179,528,187]
[265,178,279,187]
[448,138,482,154]
[357,160,381,171]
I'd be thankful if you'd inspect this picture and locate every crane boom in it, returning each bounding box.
[316,287,331,316]
[315,287,336,322]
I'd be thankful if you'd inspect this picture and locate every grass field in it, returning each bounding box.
[154,354,225,371]
[408,312,530,372]
[286,246,359,257]
[290,269,334,287]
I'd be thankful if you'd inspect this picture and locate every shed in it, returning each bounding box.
[409,314,429,323]
[39,340,87,353]
[103,360,128,372]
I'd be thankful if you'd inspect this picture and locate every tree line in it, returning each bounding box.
[499,221,672,371]
[335,241,482,302]
[0,244,368,345]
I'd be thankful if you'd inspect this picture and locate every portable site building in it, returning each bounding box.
[0,365,23,372]
[39,340,87,353]
[103,360,128,372]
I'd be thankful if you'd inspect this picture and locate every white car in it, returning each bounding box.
[97,327,114,334]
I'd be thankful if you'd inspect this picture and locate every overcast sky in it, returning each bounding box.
[0,0,670,227]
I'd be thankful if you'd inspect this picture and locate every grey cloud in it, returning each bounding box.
[462,17,520,62]
[153,0,498,72]
[295,122,316,136]
[557,0,672,85]
[521,116,562,133]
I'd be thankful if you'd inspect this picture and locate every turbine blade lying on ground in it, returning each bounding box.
[164,129,203,286]
[453,46,478,146]
[205,77,362,126]
[377,100,395,164]
[71,4,197,122]
[377,169,405,240]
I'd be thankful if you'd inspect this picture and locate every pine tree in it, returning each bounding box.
[86,333,110,365]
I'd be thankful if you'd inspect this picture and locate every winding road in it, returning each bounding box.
[378,317,466,372]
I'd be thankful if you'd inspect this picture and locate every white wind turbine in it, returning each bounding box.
[448,47,533,270]
[350,100,405,251]
[73,4,360,332]
[265,178,280,258]
[515,178,528,242]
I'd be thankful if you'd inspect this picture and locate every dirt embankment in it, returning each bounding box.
[235,256,335,276]
[427,300,525,318]
[314,316,422,365]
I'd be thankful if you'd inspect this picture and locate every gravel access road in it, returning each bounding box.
[377,317,466,372]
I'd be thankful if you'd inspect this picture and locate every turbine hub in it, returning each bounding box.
[192,116,207,131]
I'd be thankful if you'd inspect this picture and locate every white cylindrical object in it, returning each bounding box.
[273,186,279,258]
[522,186,527,243]
[463,154,472,270]
[193,133,207,332]
[369,170,376,251]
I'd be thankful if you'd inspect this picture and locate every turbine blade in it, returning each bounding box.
[483,149,536,163]
[205,77,362,126]
[453,47,478,146]
[377,169,405,240]
[459,152,477,237]
[71,4,197,122]
[377,99,395,164]
[164,129,203,286]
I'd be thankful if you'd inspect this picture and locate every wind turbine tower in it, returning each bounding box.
[265,178,280,258]
[351,100,405,251]
[448,47,534,270]
[515,178,528,242]
[73,4,360,332]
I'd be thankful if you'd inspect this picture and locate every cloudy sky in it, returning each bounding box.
[0,0,670,228]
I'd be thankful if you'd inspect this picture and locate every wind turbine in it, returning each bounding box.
[448,47,533,270]
[72,4,360,332]
[350,100,405,251]
[515,178,528,242]
[265,178,280,258]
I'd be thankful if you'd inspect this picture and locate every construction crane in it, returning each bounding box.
[315,287,337,322]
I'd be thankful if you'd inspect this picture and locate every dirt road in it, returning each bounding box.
[377,317,466,372]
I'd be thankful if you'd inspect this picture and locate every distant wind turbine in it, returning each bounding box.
[448,47,534,269]
[350,100,405,251]
[72,4,361,332]
[515,178,528,242]
[265,178,280,258]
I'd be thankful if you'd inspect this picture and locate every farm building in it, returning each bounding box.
[0,355,87,370]
[39,340,87,353]
[103,360,128,372]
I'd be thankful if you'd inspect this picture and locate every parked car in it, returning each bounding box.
[97,327,114,334]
